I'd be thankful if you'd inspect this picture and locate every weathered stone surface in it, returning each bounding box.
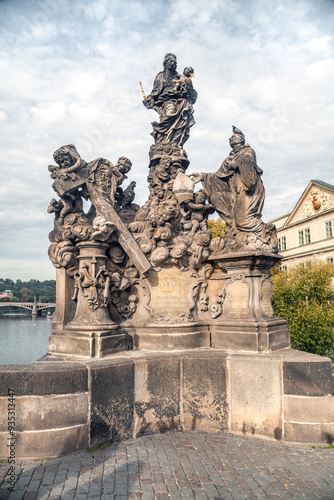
[182,352,228,432]
[284,422,334,444]
[283,359,333,396]
[1,349,334,458]
[134,356,181,437]
[146,265,194,320]
[0,363,88,396]
[284,395,334,423]
[212,319,290,352]
[51,267,76,332]
[4,424,88,459]
[207,253,290,352]
[0,393,88,432]
[133,323,210,351]
[49,332,95,357]
[90,359,135,447]
[230,355,282,439]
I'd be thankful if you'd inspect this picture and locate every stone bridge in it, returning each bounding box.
[0,302,56,315]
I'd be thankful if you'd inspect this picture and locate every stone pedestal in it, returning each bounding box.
[209,252,291,352]
[49,241,126,358]
[132,323,210,351]
[131,264,211,350]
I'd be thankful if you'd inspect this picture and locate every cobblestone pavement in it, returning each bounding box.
[1,432,334,500]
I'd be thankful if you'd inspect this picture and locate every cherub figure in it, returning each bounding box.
[48,145,88,224]
[49,144,86,180]
[91,216,116,242]
[182,190,214,238]
[181,66,196,102]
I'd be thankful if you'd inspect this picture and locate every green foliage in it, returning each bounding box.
[208,218,226,239]
[0,278,56,302]
[20,287,35,302]
[271,261,334,357]
[10,296,19,302]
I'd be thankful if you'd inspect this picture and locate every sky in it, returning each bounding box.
[0,0,333,281]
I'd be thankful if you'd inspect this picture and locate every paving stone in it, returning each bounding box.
[35,486,51,499]
[1,432,334,499]
[25,481,40,494]
[169,493,182,500]
[23,493,37,500]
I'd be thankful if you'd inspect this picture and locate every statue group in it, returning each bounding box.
[47,53,284,356]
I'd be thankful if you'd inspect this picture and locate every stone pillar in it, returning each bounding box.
[209,252,290,352]
[49,241,126,358]
[32,299,38,318]
[51,267,76,333]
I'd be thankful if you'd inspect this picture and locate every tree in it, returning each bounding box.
[20,287,34,302]
[208,218,226,239]
[271,261,334,356]
[10,296,19,302]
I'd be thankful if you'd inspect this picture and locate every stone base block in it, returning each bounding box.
[284,422,334,444]
[182,351,228,432]
[0,393,88,432]
[284,395,334,423]
[229,354,283,439]
[49,328,127,358]
[211,318,290,352]
[134,356,181,438]
[0,424,88,459]
[132,323,210,350]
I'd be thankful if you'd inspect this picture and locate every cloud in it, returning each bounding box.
[0,0,334,279]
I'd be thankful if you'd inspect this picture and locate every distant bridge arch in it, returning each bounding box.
[0,302,56,315]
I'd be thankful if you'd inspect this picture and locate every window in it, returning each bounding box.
[279,265,287,272]
[278,236,286,251]
[325,221,333,238]
[298,228,311,246]
[327,257,334,267]
[298,230,304,246]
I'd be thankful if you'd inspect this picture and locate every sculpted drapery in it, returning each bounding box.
[201,139,265,235]
[143,54,197,148]
[190,126,272,250]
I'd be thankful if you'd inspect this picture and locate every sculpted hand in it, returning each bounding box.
[143,96,153,109]
[189,172,202,184]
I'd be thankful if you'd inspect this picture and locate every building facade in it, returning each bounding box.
[270,180,334,270]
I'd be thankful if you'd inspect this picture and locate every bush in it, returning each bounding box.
[271,261,334,357]
[208,218,226,239]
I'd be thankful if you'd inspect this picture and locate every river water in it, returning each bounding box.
[0,314,52,365]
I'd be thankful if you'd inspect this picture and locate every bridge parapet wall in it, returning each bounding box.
[0,348,333,459]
